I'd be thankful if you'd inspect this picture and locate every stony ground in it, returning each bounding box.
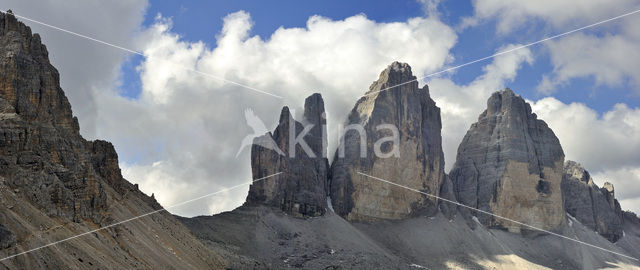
[182,205,640,270]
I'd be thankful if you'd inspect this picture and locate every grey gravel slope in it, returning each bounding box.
[182,206,640,269]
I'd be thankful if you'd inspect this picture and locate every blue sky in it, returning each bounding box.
[118,0,640,114]
[18,0,631,216]
[9,0,640,217]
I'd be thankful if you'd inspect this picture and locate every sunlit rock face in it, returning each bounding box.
[562,160,623,242]
[450,89,566,232]
[246,94,329,217]
[329,62,446,222]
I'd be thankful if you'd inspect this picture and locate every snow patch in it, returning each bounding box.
[566,213,582,227]
[410,263,429,269]
[327,197,334,213]
[568,218,573,227]
[472,216,481,225]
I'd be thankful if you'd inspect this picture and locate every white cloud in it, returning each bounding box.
[538,17,640,94]
[12,1,638,218]
[531,98,640,212]
[428,44,533,171]
[459,2,640,212]
[531,99,640,171]
[462,0,640,95]
[464,0,637,33]
[95,11,458,216]
[417,0,442,18]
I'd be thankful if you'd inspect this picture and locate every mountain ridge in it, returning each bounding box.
[0,11,225,269]
[1,10,639,269]
[184,62,640,269]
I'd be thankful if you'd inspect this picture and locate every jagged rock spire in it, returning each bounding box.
[246,93,329,217]
[330,61,446,221]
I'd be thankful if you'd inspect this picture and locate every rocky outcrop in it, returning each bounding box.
[0,10,78,132]
[624,211,640,225]
[450,89,565,232]
[562,160,623,242]
[329,62,446,222]
[246,93,329,217]
[0,10,113,224]
[0,11,224,269]
[438,174,457,219]
[0,224,15,250]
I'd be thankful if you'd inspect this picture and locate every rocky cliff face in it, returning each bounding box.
[0,11,224,269]
[329,62,446,222]
[246,93,329,217]
[0,10,112,225]
[562,160,623,242]
[450,89,566,232]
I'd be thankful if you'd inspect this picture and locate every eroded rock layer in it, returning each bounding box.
[562,160,623,242]
[329,62,446,222]
[450,89,565,232]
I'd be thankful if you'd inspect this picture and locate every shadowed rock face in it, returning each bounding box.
[450,89,566,232]
[0,11,78,132]
[0,12,224,269]
[246,94,329,217]
[0,11,116,224]
[329,61,446,222]
[562,161,623,242]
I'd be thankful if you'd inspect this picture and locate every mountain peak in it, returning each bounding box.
[331,62,445,221]
[0,13,224,268]
[386,61,412,74]
[247,93,328,217]
[451,88,566,232]
[483,87,534,119]
[562,161,623,242]
[367,61,417,94]
[564,160,593,185]
[1,11,78,133]
[278,106,291,124]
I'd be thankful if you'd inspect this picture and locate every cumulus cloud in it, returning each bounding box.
[462,0,640,95]
[538,16,640,94]
[531,98,640,212]
[460,0,640,213]
[95,11,458,216]
[462,0,637,33]
[11,1,638,217]
[428,44,533,171]
[531,99,640,171]
[4,0,148,138]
